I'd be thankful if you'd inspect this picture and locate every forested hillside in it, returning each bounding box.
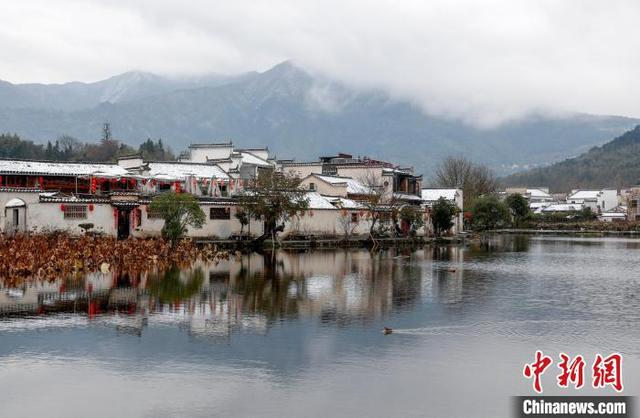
[0,132,174,162]
[502,125,640,191]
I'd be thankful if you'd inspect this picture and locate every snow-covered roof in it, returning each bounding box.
[529,202,552,209]
[326,196,364,209]
[599,212,626,218]
[305,192,336,209]
[146,162,229,181]
[394,193,423,201]
[567,190,599,200]
[421,188,458,202]
[0,159,128,177]
[5,198,26,208]
[239,152,272,167]
[315,175,370,194]
[540,203,584,212]
[527,188,552,199]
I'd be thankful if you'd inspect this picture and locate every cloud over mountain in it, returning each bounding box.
[2,1,640,126]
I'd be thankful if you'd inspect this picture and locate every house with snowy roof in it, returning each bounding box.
[421,188,464,234]
[566,189,618,214]
[299,173,371,199]
[281,152,423,205]
[0,156,257,239]
[178,142,276,183]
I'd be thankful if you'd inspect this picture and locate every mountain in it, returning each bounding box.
[0,70,258,112]
[501,125,640,191]
[0,61,638,176]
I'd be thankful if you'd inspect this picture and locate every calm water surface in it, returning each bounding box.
[1,235,639,417]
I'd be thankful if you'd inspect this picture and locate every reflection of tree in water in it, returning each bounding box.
[384,250,422,310]
[147,266,204,303]
[232,252,301,321]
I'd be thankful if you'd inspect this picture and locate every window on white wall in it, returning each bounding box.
[210,207,230,220]
[63,205,87,219]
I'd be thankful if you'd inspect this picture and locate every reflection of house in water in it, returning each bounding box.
[1,249,433,338]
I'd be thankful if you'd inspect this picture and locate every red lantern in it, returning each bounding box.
[151,179,157,186]
[142,179,148,185]
[89,204,94,211]
[121,178,126,184]
[60,204,66,211]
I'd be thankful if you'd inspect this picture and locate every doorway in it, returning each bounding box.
[117,209,131,239]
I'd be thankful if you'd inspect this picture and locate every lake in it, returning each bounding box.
[0,235,638,417]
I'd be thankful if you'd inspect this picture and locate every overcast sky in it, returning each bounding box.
[1,0,639,125]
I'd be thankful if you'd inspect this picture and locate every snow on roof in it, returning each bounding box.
[529,202,552,209]
[5,198,26,208]
[326,196,364,209]
[305,192,336,209]
[0,159,128,177]
[394,193,423,201]
[239,152,272,167]
[146,162,229,180]
[541,203,584,212]
[421,188,458,202]
[567,190,599,200]
[315,175,370,194]
[527,188,552,199]
[599,212,626,218]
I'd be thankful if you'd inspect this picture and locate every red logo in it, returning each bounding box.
[557,353,585,389]
[523,350,553,393]
[592,353,623,392]
[523,352,623,393]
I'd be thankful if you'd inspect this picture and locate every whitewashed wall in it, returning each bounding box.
[299,176,348,197]
[27,203,117,235]
[281,164,323,178]
[282,209,373,238]
[133,205,264,239]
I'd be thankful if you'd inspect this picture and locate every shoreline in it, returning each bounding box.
[492,228,640,236]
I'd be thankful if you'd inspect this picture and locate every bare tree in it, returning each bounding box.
[337,210,358,241]
[431,157,498,208]
[357,170,398,244]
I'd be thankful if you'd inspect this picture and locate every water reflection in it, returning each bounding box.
[2,236,640,418]
[0,249,450,340]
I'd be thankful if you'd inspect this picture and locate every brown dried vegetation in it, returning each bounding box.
[0,234,228,283]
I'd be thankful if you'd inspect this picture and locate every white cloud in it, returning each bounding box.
[1,0,639,125]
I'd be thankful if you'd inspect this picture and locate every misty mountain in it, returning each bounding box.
[0,61,638,176]
[0,71,258,112]
[501,125,640,192]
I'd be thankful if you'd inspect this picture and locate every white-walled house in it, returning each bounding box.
[597,206,628,222]
[299,173,370,199]
[0,157,254,239]
[421,188,464,234]
[0,150,429,240]
[566,189,618,214]
[281,192,373,238]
